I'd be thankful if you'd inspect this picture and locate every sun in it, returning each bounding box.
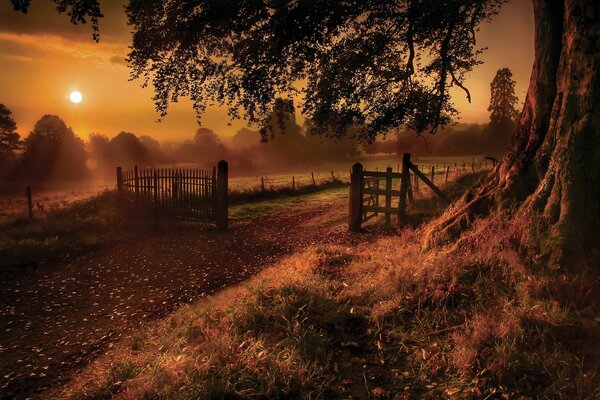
[69,91,82,104]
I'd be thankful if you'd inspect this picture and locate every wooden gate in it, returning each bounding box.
[116,160,228,230]
[349,153,450,231]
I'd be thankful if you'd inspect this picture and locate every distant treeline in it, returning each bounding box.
[364,122,514,160]
[0,101,515,184]
[1,68,520,184]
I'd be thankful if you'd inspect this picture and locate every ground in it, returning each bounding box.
[0,188,379,399]
[3,169,596,399]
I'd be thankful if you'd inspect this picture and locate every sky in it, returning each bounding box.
[0,1,534,143]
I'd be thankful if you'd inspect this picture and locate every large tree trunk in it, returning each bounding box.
[430,0,600,268]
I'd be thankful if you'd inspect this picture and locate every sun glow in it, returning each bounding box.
[69,90,82,103]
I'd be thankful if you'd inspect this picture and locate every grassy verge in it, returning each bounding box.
[229,179,346,205]
[0,180,348,269]
[0,191,126,269]
[55,183,599,399]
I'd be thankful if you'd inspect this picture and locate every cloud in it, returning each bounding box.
[0,31,128,68]
[0,53,33,62]
[109,54,127,65]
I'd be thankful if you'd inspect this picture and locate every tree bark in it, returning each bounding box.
[429,0,600,268]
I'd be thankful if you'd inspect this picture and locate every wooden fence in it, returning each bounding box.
[349,153,452,231]
[117,160,228,230]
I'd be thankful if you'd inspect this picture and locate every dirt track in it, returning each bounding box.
[0,191,382,399]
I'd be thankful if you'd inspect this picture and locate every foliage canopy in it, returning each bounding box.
[11,0,508,142]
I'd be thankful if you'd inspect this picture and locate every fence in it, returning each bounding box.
[349,153,452,231]
[117,160,228,230]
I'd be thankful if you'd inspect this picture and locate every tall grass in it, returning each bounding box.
[56,210,599,399]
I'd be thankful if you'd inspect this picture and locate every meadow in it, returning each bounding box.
[0,155,489,222]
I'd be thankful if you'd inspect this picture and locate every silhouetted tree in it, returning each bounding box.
[304,120,360,161]
[0,104,20,179]
[109,132,148,168]
[488,68,519,126]
[87,133,112,175]
[139,135,167,165]
[20,115,87,181]
[231,128,261,151]
[260,99,310,167]
[0,104,20,154]
[175,128,228,167]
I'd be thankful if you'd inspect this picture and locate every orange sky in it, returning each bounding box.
[0,1,534,143]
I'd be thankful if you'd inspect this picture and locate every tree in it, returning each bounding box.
[485,68,519,152]
[488,68,519,126]
[139,135,167,165]
[14,0,599,266]
[174,128,229,167]
[260,99,311,167]
[432,0,600,267]
[20,115,87,181]
[304,120,360,161]
[0,104,20,154]
[87,133,112,174]
[0,103,20,179]
[109,131,148,168]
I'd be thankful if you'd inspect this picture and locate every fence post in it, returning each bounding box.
[116,166,123,203]
[375,176,380,215]
[445,166,450,183]
[261,177,265,194]
[331,170,336,181]
[216,160,228,231]
[292,176,296,190]
[398,153,410,224]
[407,175,415,205]
[311,172,316,186]
[349,163,363,231]
[26,186,33,220]
[385,166,392,227]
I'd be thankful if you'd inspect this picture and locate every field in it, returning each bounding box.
[0,155,490,222]
[0,163,481,397]
[1,158,597,399]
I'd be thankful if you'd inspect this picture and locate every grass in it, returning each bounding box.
[229,178,346,205]
[0,191,125,269]
[53,175,600,399]
[0,178,349,269]
[230,185,348,219]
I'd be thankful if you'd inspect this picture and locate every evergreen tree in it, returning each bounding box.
[0,104,20,154]
[488,68,519,127]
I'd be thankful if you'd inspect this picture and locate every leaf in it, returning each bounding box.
[446,387,461,396]
[372,387,387,395]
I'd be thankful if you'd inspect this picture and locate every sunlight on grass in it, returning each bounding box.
[57,210,600,399]
[230,187,347,219]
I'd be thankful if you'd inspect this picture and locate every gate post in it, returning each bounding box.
[385,166,393,227]
[349,162,363,231]
[398,153,411,225]
[216,160,228,231]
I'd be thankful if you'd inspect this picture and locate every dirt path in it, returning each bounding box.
[0,190,381,399]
